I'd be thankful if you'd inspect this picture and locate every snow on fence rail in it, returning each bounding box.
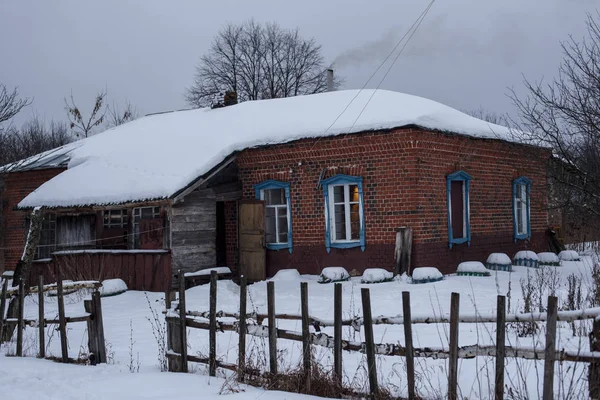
[165,271,600,400]
[0,275,106,365]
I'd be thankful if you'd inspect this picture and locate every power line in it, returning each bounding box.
[315,0,437,144]
[346,0,435,132]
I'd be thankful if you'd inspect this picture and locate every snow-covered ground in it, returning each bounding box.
[1,255,598,399]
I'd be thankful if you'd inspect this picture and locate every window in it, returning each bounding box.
[103,209,128,228]
[35,214,56,259]
[513,177,531,241]
[447,171,471,248]
[322,174,365,252]
[254,180,292,251]
[133,206,161,248]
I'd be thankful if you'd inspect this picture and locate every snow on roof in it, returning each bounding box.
[15,89,515,208]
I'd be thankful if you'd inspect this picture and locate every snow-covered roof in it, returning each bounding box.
[13,89,516,208]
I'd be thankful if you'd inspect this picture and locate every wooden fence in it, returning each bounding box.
[0,275,107,365]
[165,270,600,400]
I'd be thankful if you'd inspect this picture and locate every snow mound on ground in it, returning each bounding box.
[487,253,511,264]
[99,279,128,297]
[538,252,560,265]
[559,250,580,261]
[270,269,301,281]
[457,262,490,276]
[318,267,350,284]
[185,267,231,277]
[514,251,539,261]
[361,268,394,283]
[412,267,443,283]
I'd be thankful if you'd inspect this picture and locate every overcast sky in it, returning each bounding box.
[0,0,597,129]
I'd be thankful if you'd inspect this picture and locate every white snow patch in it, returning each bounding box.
[361,268,394,283]
[559,250,580,261]
[514,251,539,261]
[412,267,443,282]
[270,269,301,281]
[457,261,488,273]
[98,279,128,297]
[14,89,517,208]
[2,270,14,278]
[318,267,350,283]
[538,252,560,264]
[185,267,231,278]
[487,253,511,265]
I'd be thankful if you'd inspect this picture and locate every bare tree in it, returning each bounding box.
[0,117,72,166]
[106,101,138,128]
[510,12,600,240]
[65,91,107,138]
[185,20,341,107]
[0,84,31,126]
[465,107,508,126]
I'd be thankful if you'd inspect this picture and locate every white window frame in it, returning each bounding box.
[259,188,290,245]
[515,183,528,235]
[328,183,363,243]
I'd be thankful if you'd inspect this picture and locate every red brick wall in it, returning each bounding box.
[223,200,238,271]
[0,168,65,271]
[233,128,550,275]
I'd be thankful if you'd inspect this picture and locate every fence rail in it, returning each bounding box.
[165,270,600,400]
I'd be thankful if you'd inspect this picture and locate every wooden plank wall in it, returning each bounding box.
[28,251,172,292]
[171,188,217,274]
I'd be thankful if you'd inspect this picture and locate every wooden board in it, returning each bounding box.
[238,200,266,282]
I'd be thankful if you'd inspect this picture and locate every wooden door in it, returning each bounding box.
[238,200,266,282]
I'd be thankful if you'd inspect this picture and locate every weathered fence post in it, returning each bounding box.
[56,268,69,362]
[83,299,98,365]
[237,276,247,382]
[402,291,415,400]
[590,317,600,399]
[209,270,217,377]
[178,271,188,373]
[91,291,107,364]
[38,275,45,358]
[167,317,182,372]
[394,227,413,276]
[301,282,311,390]
[448,292,460,400]
[495,295,506,400]
[0,278,7,343]
[543,296,558,400]
[16,278,24,357]
[334,282,343,390]
[361,288,378,397]
[267,281,278,375]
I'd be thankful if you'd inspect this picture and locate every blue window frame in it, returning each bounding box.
[254,180,292,252]
[513,176,531,241]
[447,170,472,248]
[322,174,365,252]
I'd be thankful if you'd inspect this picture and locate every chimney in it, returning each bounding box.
[224,91,238,106]
[327,69,334,92]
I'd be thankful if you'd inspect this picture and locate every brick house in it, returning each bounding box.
[0,89,551,288]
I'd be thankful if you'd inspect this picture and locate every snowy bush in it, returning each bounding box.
[538,252,560,266]
[558,250,580,262]
[513,250,540,268]
[456,261,490,277]
[360,268,394,283]
[318,267,350,284]
[270,269,301,281]
[411,267,443,284]
[99,279,128,297]
[486,253,512,272]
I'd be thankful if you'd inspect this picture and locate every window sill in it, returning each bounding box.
[448,237,470,248]
[328,241,365,251]
[266,243,292,253]
[514,234,530,242]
